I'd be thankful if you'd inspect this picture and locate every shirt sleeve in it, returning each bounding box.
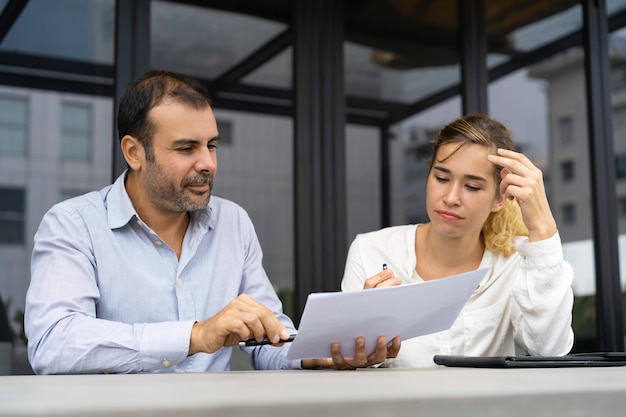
[25,205,193,374]
[234,212,299,370]
[341,236,368,292]
[511,231,575,356]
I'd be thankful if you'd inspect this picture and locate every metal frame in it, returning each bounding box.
[292,0,347,320]
[582,0,624,351]
[459,0,488,114]
[113,0,151,177]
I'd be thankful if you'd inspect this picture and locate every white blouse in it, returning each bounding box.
[341,224,575,368]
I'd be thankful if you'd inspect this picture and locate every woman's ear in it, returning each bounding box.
[491,192,507,213]
[120,135,142,170]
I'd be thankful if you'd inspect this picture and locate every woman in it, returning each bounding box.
[341,114,574,368]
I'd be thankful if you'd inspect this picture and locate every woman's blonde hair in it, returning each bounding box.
[429,114,529,257]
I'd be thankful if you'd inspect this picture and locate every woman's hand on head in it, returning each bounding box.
[487,148,557,241]
[363,268,403,289]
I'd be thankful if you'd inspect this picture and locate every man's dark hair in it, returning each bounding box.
[117,70,212,161]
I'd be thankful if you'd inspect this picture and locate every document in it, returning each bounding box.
[286,267,488,360]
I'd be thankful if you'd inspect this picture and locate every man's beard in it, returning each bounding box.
[144,160,213,213]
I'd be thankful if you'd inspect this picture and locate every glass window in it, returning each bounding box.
[609,1,626,338]
[0,95,28,155]
[619,197,626,217]
[60,102,91,161]
[488,1,597,351]
[497,3,582,53]
[395,98,461,226]
[562,203,576,225]
[0,188,25,245]
[0,86,113,349]
[344,1,460,104]
[558,116,574,145]
[561,160,575,181]
[216,119,233,146]
[0,0,115,64]
[151,1,288,81]
[616,154,626,180]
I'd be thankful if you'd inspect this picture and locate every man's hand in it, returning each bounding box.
[301,335,401,370]
[188,294,291,355]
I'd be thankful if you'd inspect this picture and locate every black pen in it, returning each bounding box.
[383,263,388,270]
[238,334,297,347]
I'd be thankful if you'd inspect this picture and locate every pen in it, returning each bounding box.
[383,263,387,270]
[238,334,297,347]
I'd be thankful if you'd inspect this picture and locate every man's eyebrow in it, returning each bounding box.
[432,165,487,182]
[171,138,200,146]
[171,136,219,146]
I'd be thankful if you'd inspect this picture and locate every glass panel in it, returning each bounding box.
[609,0,626,345]
[491,32,596,350]
[492,2,582,55]
[241,47,292,89]
[0,86,113,355]
[0,188,25,245]
[60,102,92,161]
[209,110,294,309]
[0,95,28,155]
[346,124,381,242]
[151,1,287,80]
[394,98,462,225]
[608,0,626,15]
[0,0,115,63]
[344,0,460,104]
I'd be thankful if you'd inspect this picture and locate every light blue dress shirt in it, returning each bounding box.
[25,172,299,374]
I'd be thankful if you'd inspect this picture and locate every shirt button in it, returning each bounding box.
[155,240,163,246]
[176,278,183,286]
[162,359,171,367]
[137,220,143,227]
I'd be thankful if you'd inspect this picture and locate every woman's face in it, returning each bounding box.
[426,142,506,239]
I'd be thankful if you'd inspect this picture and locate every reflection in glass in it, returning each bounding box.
[0,0,114,63]
[344,41,460,104]
[610,21,626,345]
[151,1,286,80]
[493,43,597,351]
[393,98,461,225]
[241,47,292,89]
[344,0,460,104]
[505,3,582,53]
[0,95,28,155]
[0,87,112,349]
[60,102,92,161]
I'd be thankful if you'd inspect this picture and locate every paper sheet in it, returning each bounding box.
[286,267,489,360]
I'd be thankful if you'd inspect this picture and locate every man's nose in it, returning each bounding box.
[196,147,216,171]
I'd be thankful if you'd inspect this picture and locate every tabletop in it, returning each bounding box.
[1,366,625,416]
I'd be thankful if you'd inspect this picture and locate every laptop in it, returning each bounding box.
[433,352,626,368]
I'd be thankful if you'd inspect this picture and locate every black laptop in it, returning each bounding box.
[433,352,626,368]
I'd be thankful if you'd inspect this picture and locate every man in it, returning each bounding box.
[25,71,397,374]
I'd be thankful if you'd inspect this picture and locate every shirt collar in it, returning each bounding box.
[106,170,138,229]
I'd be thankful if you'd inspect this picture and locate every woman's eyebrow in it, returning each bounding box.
[433,165,487,182]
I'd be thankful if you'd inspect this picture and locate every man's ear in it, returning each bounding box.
[491,192,507,213]
[120,135,142,170]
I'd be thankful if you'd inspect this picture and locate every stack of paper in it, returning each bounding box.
[286,267,488,359]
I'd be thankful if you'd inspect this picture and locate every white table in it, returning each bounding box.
[1,366,625,416]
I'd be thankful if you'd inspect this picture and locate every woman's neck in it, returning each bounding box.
[414,223,485,280]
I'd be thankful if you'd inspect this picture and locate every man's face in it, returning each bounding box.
[141,100,218,214]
